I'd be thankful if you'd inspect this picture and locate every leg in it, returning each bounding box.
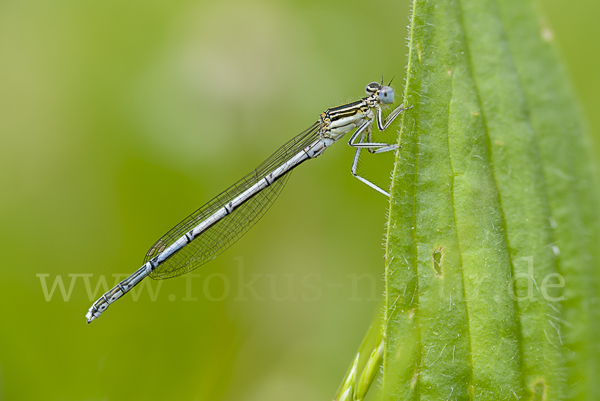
[348,120,399,153]
[347,120,398,197]
[347,104,411,197]
[375,103,412,131]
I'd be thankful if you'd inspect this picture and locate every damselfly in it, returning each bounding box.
[86,81,410,323]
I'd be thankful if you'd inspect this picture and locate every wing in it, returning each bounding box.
[144,122,321,279]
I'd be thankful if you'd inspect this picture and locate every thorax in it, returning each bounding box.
[319,98,373,141]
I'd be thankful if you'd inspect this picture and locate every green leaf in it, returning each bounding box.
[383,0,600,400]
[333,304,384,401]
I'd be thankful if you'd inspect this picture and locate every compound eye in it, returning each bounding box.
[379,86,395,104]
[365,82,381,95]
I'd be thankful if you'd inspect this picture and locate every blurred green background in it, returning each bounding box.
[0,0,598,400]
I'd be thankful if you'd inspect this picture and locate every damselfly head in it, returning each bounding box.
[378,86,395,105]
[365,82,394,104]
[365,82,382,95]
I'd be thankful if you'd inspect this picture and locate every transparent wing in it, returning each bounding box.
[145,122,321,279]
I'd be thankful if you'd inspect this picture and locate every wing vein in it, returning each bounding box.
[144,122,321,279]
